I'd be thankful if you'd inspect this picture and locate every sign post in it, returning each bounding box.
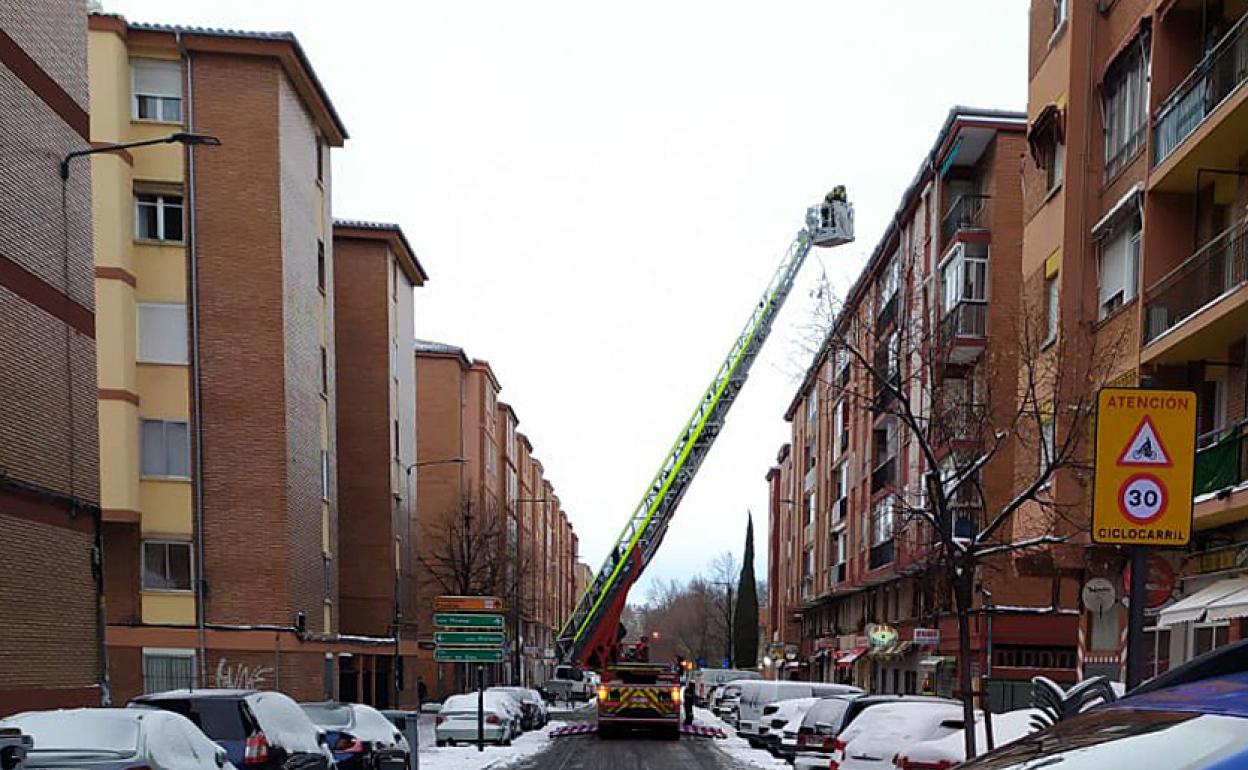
[1092,388,1196,689]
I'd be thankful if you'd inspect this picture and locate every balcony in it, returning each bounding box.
[871,457,896,493]
[940,194,990,247]
[936,402,987,443]
[1142,216,1248,361]
[1154,13,1248,168]
[939,300,988,363]
[869,539,895,570]
[1196,421,1248,497]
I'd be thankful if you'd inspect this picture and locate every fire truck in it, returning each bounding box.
[554,192,855,738]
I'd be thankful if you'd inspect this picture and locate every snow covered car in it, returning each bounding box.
[736,681,862,748]
[831,700,968,770]
[893,708,1041,768]
[759,697,817,757]
[1,708,233,770]
[434,693,521,746]
[299,703,409,770]
[130,689,332,770]
[486,687,548,730]
[794,694,960,770]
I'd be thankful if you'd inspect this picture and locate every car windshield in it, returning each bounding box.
[301,704,352,728]
[961,709,1248,770]
[803,698,851,731]
[4,712,139,754]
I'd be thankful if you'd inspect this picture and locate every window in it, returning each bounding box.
[806,440,816,471]
[803,491,814,526]
[321,449,330,501]
[131,59,182,122]
[940,242,988,314]
[316,136,324,182]
[1144,626,1171,679]
[1103,40,1149,178]
[1040,415,1057,467]
[143,649,195,693]
[1046,141,1064,192]
[807,392,818,428]
[135,192,184,242]
[1097,216,1141,319]
[138,304,188,364]
[1044,274,1060,344]
[320,346,328,394]
[317,240,326,292]
[1192,622,1230,658]
[872,496,895,545]
[142,540,193,591]
[141,419,189,478]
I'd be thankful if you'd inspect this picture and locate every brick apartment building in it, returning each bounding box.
[87,13,405,704]
[767,107,1085,706]
[414,340,579,696]
[1023,0,1248,681]
[0,2,103,714]
[331,221,427,707]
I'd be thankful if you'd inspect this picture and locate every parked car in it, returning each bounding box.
[789,694,860,770]
[486,688,547,730]
[894,708,1041,768]
[713,682,745,723]
[832,700,969,770]
[1,708,233,770]
[736,681,862,748]
[376,712,414,733]
[130,689,332,770]
[434,693,521,747]
[299,703,408,770]
[690,669,762,707]
[759,697,817,757]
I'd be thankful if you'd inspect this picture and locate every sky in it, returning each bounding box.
[103,0,1030,597]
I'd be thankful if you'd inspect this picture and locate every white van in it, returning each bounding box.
[736,681,863,747]
[691,668,762,705]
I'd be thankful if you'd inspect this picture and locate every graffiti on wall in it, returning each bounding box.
[214,658,274,689]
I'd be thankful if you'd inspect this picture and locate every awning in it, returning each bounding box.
[1157,577,1248,626]
[1090,183,1142,239]
[870,640,913,659]
[1206,582,1248,622]
[836,646,867,666]
[918,655,955,668]
[1099,16,1151,83]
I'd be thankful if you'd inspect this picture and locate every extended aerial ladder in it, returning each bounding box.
[556,192,855,674]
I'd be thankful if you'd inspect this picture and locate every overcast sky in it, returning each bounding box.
[104,0,1029,598]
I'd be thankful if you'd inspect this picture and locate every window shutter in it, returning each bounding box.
[132,59,182,97]
[139,304,188,363]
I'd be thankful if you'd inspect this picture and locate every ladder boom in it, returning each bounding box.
[558,197,853,669]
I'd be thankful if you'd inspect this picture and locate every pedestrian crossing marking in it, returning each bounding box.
[1116,416,1173,467]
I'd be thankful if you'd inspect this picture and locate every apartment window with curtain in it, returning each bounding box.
[1103,39,1150,179]
[1097,215,1141,319]
[142,649,195,693]
[138,303,188,364]
[141,419,189,478]
[131,59,182,122]
[135,192,184,242]
[142,540,193,591]
[872,496,895,545]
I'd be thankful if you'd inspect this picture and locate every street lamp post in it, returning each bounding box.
[60,132,221,180]
[510,497,550,686]
[397,457,467,702]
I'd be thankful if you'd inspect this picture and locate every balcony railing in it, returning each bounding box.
[1154,12,1248,165]
[869,539,895,570]
[941,194,990,245]
[871,457,896,493]
[937,402,987,442]
[1143,217,1248,344]
[1195,421,1248,496]
[940,300,988,339]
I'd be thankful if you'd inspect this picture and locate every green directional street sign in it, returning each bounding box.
[435,631,504,646]
[434,613,504,629]
[435,647,504,663]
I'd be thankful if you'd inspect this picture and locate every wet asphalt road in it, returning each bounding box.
[509,703,754,770]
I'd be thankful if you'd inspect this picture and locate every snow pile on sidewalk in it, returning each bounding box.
[417,721,555,770]
[695,708,790,770]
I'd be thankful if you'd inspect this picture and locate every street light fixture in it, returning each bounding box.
[394,456,469,699]
[60,132,221,180]
[510,497,550,687]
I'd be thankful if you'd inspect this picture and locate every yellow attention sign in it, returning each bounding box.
[1092,388,1197,546]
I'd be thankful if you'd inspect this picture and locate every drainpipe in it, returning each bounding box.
[177,31,209,689]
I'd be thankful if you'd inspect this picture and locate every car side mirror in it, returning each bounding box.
[214,748,227,768]
[316,731,327,746]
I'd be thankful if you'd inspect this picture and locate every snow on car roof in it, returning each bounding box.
[839,701,966,761]
[898,709,1041,764]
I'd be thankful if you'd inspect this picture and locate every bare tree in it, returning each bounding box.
[802,268,1127,757]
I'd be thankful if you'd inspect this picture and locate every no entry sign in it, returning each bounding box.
[1092,388,1196,546]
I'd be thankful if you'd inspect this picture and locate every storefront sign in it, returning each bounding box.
[816,637,837,650]
[913,628,940,645]
[1092,388,1196,546]
[866,624,898,648]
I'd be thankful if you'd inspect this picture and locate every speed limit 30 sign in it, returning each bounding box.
[1092,388,1196,546]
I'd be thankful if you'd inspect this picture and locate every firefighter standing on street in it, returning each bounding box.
[683,677,695,726]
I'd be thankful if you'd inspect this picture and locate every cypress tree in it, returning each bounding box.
[733,514,760,668]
